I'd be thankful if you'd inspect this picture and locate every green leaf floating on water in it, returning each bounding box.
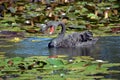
[11,57,23,61]
[47,58,64,67]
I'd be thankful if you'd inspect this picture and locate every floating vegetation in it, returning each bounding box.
[0,56,120,80]
[9,37,22,42]
[0,52,5,59]
[0,45,13,48]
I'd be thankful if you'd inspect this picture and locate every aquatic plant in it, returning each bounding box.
[0,56,120,80]
[10,37,22,42]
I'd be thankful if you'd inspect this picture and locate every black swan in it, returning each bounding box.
[40,21,98,48]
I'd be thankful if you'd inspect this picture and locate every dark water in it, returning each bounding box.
[96,36,120,63]
[0,36,120,79]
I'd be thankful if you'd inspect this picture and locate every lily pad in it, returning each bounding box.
[47,58,64,67]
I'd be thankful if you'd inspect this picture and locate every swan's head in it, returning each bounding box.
[40,23,55,34]
[40,24,48,33]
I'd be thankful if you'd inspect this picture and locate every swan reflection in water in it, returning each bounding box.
[49,45,99,58]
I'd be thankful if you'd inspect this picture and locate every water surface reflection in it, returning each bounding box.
[96,36,120,63]
[49,46,99,58]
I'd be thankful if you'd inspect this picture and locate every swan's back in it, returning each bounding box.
[54,31,98,48]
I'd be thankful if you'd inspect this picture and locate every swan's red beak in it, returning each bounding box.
[49,26,54,34]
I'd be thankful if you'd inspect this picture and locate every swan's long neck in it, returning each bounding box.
[58,22,66,38]
[48,22,66,48]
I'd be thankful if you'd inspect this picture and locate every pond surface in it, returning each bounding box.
[0,36,120,79]
[0,36,120,61]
